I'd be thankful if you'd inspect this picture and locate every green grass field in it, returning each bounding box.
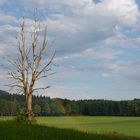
[0,121,130,140]
[37,116,140,138]
[0,116,140,139]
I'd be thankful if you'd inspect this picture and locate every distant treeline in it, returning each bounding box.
[0,90,140,116]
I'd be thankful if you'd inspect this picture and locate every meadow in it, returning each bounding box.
[37,116,140,138]
[0,116,140,140]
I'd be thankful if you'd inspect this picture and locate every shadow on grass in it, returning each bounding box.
[0,121,139,140]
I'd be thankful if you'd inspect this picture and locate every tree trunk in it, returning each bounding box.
[27,93,33,121]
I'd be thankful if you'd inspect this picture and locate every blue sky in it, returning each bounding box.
[0,0,140,100]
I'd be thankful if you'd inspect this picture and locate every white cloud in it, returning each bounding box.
[0,0,7,5]
[2,0,135,60]
[2,0,138,57]
[46,85,96,100]
[0,24,19,56]
[83,47,124,60]
[23,0,95,11]
[101,60,140,83]
[101,0,139,26]
[41,0,139,56]
[1,0,140,99]
[0,12,18,56]
[23,0,139,26]
[0,12,17,25]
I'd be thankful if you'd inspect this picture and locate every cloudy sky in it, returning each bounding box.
[1,0,140,100]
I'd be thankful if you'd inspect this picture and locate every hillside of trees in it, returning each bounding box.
[0,90,140,116]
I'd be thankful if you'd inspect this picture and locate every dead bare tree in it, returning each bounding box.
[7,13,56,122]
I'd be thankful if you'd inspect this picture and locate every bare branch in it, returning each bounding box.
[36,50,56,79]
[33,86,50,92]
[8,72,23,82]
[36,72,57,81]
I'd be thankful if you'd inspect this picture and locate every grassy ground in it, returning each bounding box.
[37,116,140,138]
[0,116,140,139]
[0,121,133,140]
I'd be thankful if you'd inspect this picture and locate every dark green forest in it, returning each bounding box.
[0,90,140,116]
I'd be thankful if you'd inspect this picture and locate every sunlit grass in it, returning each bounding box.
[37,116,140,138]
[0,121,129,140]
[1,116,140,138]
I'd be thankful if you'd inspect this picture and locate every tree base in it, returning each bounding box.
[16,108,37,124]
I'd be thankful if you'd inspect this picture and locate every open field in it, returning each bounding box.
[0,116,140,139]
[37,116,140,138]
[0,121,130,140]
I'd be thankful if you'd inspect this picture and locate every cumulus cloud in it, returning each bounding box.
[0,0,140,99]
[0,12,17,25]
[37,0,139,55]
[2,0,140,57]
[101,0,139,26]
[100,60,140,82]
[0,12,18,57]
[0,0,7,5]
